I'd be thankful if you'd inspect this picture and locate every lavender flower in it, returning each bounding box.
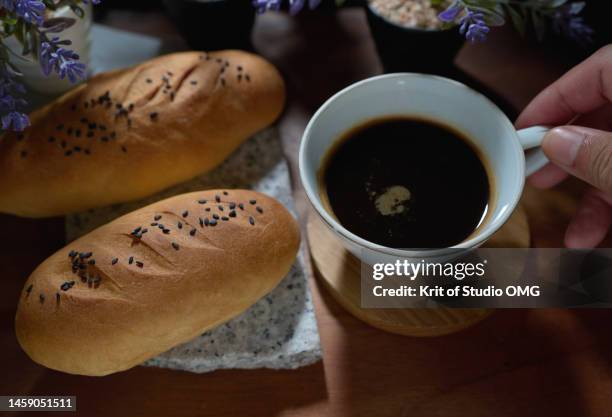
[459,10,490,43]
[0,73,29,132]
[39,38,86,83]
[15,0,45,25]
[253,0,321,15]
[438,1,463,23]
[552,2,593,46]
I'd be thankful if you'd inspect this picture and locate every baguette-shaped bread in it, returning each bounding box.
[0,51,285,217]
[15,190,300,376]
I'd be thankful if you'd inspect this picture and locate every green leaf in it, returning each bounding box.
[505,4,526,36]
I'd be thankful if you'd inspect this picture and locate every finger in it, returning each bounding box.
[565,188,612,248]
[542,126,612,195]
[516,45,612,128]
[527,163,569,189]
[574,103,612,131]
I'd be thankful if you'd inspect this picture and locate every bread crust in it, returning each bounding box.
[15,189,300,376]
[0,51,285,217]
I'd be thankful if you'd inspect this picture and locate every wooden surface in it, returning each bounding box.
[306,204,529,337]
[2,8,612,417]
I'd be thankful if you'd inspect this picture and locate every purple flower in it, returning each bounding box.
[459,10,490,42]
[0,73,29,132]
[14,0,45,26]
[39,38,86,83]
[438,1,464,23]
[253,0,321,14]
[1,110,30,131]
[253,0,282,13]
[552,2,593,46]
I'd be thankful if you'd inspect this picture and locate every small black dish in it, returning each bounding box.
[162,0,256,51]
[365,3,465,74]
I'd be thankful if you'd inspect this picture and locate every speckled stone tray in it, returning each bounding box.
[65,128,321,373]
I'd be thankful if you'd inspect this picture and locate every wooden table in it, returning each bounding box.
[2,9,612,417]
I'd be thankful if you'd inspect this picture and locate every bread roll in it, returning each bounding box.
[0,51,285,217]
[15,189,300,376]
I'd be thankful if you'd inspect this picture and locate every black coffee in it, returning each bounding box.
[321,117,491,249]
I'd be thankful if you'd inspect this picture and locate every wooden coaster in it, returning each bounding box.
[307,204,530,337]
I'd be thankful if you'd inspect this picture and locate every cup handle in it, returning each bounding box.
[517,125,550,177]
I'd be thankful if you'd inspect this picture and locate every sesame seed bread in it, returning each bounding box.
[15,189,300,376]
[0,51,285,217]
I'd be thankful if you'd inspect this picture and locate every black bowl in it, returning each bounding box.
[365,4,465,74]
[162,0,256,51]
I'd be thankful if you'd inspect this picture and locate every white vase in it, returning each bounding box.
[6,3,92,95]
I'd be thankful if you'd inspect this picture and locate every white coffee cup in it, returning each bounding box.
[299,73,549,265]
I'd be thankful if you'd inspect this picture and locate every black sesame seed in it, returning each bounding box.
[256,206,263,214]
[204,218,210,226]
[215,195,221,202]
[121,146,127,153]
[116,103,122,109]
[87,131,94,138]
[190,228,196,236]
[80,251,93,259]
[163,229,170,234]
[198,199,207,204]
[229,210,236,218]
[199,217,204,227]
[89,123,97,130]
[61,140,67,149]
[220,78,226,87]
[112,258,118,265]
[151,222,158,226]
[223,191,228,195]
[101,136,109,142]
[65,150,72,156]
[221,216,229,221]
[56,293,60,303]
[132,226,142,235]
[146,78,152,83]
[172,242,179,250]
[136,261,144,268]
[69,250,77,258]
[88,259,95,265]
[141,228,148,234]
[237,66,243,71]
[48,136,56,143]
[170,92,175,101]
[249,216,255,226]
[60,281,75,291]
[205,207,211,212]
[26,284,33,295]
[149,112,158,121]
[245,74,251,82]
[209,219,217,226]
[249,199,256,205]
[178,222,183,229]
[190,80,197,85]
[20,150,27,158]
[40,294,45,303]
[158,224,165,229]
[80,117,88,123]
[74,146,81,152]
[182,210,188,218]
[229,202,236,209]
[212,214,219,220]
[84,149,91,155]
[128,103,134,111]
[238,74,243,82]
[110,132,116,139]
[239,203,244,210]
[75,129,81,138]
[218,206,224,211]
[99,124,107,131]
[129,256,134,264]
[80,274,87,283]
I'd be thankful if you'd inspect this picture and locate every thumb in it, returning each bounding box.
[542,126,612,195]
